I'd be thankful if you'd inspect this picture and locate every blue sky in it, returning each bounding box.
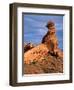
[23,14,63,50]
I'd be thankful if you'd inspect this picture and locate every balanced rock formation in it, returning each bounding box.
[24,43,34,52]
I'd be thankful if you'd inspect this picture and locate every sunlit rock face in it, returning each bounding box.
[24,43,63,74]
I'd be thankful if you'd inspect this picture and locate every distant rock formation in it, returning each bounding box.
[24,43,34,52]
